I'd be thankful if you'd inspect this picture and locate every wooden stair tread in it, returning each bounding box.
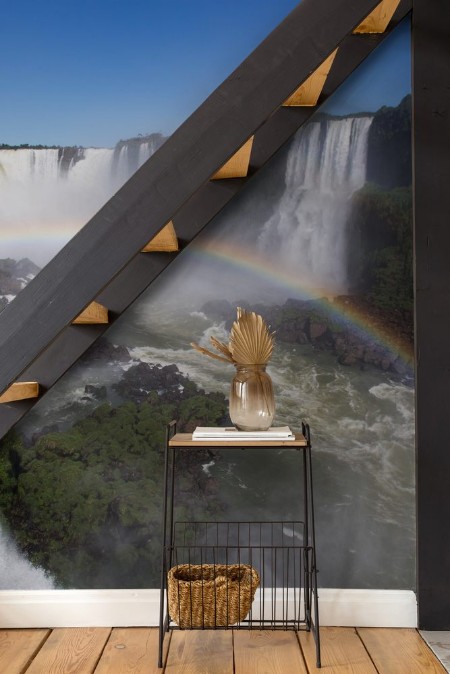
[0,381,39,404]
[72,301,109,325]
[142,220,179,252]
[284,49,338,107]
[212,136,254,179]
[285,0,401,110]
[354,0,401,33]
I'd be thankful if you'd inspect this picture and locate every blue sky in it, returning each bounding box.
[1,0,411,147]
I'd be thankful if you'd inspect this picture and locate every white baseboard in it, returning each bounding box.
[317,589,417,627]
[0,588,417,629]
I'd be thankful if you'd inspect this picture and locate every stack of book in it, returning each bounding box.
[192,426,295,441]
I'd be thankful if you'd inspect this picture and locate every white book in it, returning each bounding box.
[192,426,294,440]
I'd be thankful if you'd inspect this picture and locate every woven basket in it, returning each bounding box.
[167,563,260,628]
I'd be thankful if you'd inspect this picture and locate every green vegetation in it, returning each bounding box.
[348,184,413,311]
[0,143,69,150]
[0,376,228,588]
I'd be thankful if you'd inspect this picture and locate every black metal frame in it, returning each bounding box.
[158,421,320,668]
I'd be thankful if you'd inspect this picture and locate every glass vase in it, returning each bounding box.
[229,364,275,431]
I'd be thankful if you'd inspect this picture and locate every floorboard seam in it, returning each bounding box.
[355,627,380,673]
[295,629,313,673]
[91,627,113,674]
[21,628,53,674]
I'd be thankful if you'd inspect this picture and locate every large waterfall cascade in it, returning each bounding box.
[0,136,165,265]
[0,136,163,184]
[258,115,373,294]
[0,136,166,586]
[0,119,372,282]
[0,112,415,591]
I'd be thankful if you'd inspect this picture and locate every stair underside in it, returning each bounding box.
[0,0,411,437]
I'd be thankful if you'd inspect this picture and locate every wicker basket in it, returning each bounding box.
[167,563,260,628]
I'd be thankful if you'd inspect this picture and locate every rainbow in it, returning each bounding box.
[0,223,82,266]
[0,225,414,370]
[0,220,82,242]
[189,240,414,370]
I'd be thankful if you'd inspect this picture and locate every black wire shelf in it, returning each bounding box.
[158,421,321,668]
[165,520,313,631]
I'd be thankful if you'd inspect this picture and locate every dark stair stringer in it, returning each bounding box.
[0,0,411,438]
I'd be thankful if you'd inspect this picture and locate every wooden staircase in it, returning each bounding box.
[0,0,410,437]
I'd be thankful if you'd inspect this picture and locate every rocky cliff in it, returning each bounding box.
[366,94,412,189]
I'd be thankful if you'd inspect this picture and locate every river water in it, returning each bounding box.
[110,301,415,589]
[2,112,415,589]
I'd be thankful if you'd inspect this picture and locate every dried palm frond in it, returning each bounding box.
[191,307,275,366]
[229,307,275,365]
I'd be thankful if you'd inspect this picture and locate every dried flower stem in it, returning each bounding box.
[210,336,234,362]
[190,342,232,364]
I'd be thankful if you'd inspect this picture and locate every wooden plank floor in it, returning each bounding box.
[0,627,447,673]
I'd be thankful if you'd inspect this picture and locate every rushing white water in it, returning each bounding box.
[2,112,414,590]
[26,302,413,589]
[0,148,60,181]
[258,116,373,293]
[0,136,165,265]
[0,523,54,589]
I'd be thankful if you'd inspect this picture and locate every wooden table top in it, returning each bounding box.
[168,433,307,447]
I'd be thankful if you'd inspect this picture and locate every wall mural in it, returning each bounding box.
[0,29,413,591]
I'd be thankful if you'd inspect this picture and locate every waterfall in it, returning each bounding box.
[0,523,54,589]
[0,135,166,266]
[0,138,172,587]
[0,148,60,182]
[258,115,373,294]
